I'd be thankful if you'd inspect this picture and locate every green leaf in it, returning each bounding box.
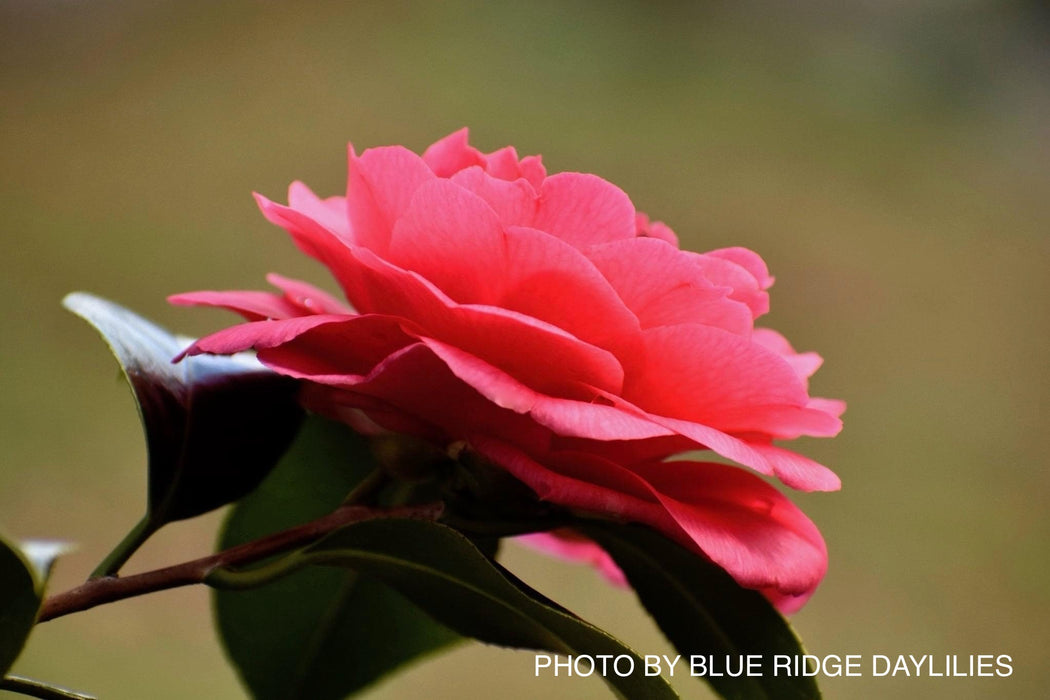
[0,536,41,677]
[297,518,679,700]
[580,523,822,700]
[1,536,70,680]
[214,416,459,700]
[63,293,304,526]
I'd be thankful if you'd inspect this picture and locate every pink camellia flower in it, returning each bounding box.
[172,129,844,611]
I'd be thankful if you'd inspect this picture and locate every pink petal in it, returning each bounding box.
[329,343,553,454]
[808,397,847,418]
[516,531,628,587]
[532,172,637,248]
[751,328,824,384]
[516,155,547,190]
[287,181,351,242]
[346,144,436,254]
[177,314,350,359]
[483,145,527,181]
[327,242,628,397]
[692,250,771,319]
[624,324,810,428]
[714,403,843,440]
[745,443,841,492]
[706,247,774,290]
[498,226,642,357]
[638,411,841,492]
[254,193,362,298]
[471,438,827,601]
[421,338,668,440]
[264,274,354,315]
[585,237,754,335]
[422,128,485,176]
[254,314,414,382]
[449,166,538,227]
[386,179,509,304]
[635,212,679,246]
[168,289,303,321]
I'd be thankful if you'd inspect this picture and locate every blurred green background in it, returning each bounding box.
[2,0,1048,698]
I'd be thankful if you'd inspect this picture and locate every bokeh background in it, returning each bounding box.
[2,1,1048,698]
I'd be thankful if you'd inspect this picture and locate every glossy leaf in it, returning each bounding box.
[215,416,459,700]
[581,523,822,700]
[63,292,304,525]
[0,536,41,677]
[1,537,69,678]
[297,518,679,700]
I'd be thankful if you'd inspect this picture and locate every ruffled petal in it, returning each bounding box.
[691,250,771,319]
[471,438,827,602]
[585,237,753,335]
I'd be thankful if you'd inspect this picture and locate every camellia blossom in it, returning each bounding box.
[172,129,844,611]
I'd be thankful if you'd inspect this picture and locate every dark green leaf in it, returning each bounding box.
[581,523,822,700]
[0,536,40,676]
[1,537,69,677]
[298,518,679,700]
[215,416,459,700]
[63,292,304,525]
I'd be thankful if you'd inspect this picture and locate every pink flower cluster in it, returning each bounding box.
[173,130,844,611]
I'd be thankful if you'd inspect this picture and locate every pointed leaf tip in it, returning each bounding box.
[64,292,305,525]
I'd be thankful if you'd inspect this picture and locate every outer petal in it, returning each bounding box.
[471,438,828,602]
[254,314,415,382]
[420,338,671,441]
[629,409,842,492]
[168,289,304,321]
[264,274,354,315]
[418,337,840,491]
[176,314,350,359]
[304,343,553,455]
[287,181,351,242]
[170,276,353,322]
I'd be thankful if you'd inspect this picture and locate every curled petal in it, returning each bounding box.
[471,438,828,603]
[287,181,351,242]
[175,314,350,360]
